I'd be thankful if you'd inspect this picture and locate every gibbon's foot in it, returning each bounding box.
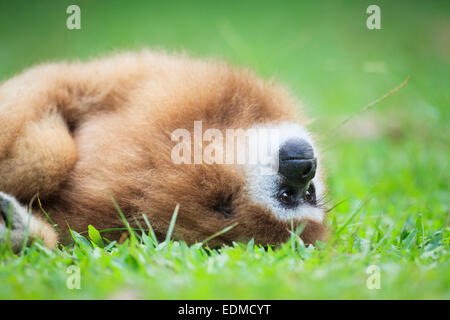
[0,192,29,252]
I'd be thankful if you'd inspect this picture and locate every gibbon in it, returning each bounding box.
[0,51,327,251]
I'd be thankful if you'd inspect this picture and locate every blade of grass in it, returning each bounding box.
[328,75,410,135]
[142,214,159,245]
[19,195,38,254]
[110,196,137,241]
[37,197,70,243]
[201,223,238,246]
[80,227,145,235]
[165,204,179,243]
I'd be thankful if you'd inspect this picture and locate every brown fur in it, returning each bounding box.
[0,50,327,248]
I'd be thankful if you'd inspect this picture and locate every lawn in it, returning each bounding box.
[0,0,448,299]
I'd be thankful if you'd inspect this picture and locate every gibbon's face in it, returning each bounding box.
[243,122,326,227]
[142,122,327,247]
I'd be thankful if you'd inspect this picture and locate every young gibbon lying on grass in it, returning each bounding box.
[0,50,327,252]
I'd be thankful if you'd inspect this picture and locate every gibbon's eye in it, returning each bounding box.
[304,183,316,205]
[213,194,234,218]
[277,187,298,208]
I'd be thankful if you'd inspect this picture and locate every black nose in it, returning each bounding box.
[278,139,316,185]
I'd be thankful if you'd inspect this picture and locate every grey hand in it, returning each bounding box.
[0,192,30,253]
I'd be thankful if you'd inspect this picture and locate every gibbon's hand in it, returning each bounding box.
[0,192,29,253]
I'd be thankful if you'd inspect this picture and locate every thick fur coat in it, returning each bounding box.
[0,51,327,250]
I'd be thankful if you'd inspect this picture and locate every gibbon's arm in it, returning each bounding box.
[0,52,151,200]
[0,52,151,157]
[0,53,154,252]
[0,52,155,251]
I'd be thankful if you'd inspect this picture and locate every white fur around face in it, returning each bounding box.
[244,122,325,223]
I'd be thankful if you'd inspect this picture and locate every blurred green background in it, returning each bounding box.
[0,0,448,299]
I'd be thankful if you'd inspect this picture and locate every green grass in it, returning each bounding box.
[0,0,449,299]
